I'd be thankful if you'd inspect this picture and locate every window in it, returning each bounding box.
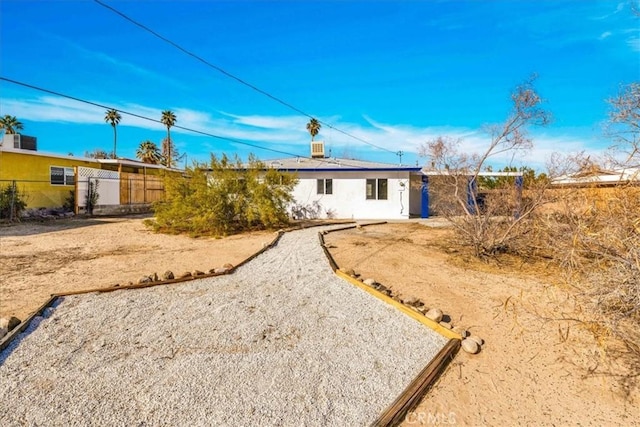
[366,178,388,200]
[317,178,333,195]
[51,166,74,186]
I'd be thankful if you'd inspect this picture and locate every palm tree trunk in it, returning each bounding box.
[113,125,117,159]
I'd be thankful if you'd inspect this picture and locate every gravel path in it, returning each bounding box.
[0,226,447,426]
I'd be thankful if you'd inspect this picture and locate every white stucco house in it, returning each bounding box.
[266,144,427,220]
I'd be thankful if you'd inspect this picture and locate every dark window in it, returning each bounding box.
[317,179,333,195]
[366,178,388,200]
[325,179,333,195]
[51,167,65,185]
[377,179,388,200]
[51,166,74,185]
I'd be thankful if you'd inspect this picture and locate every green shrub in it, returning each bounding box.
[0,183,27,220]
[149,154,297,236]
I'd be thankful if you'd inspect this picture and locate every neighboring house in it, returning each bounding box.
[552,166,640,187]
[0,143,176,212]
[0,144,101,208]
[267,144,425,220]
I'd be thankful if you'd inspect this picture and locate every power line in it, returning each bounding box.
[92,0,398,156]
[0,76,294,157]
[0,76,399,170]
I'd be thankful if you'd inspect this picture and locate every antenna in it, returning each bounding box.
[396,150,404,165]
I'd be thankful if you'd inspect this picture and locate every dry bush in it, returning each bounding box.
[539,185,640,343]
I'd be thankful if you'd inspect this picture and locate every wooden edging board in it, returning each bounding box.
[371,339,461,427]
[0,296,58,353]
[319,223,463,427]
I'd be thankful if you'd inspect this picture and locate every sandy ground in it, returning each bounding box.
[1,217,638,425]
[325,222,639,426]
[0,215,273,320]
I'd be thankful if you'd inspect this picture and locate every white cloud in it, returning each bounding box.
[627,37,640,51]
[2,95,607,171]
[599,31,612,40]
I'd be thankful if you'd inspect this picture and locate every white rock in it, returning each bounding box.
[439,321,452,329]
[461,338,480,354]
[424,308,443,323]
[452,327,470,338]
[363,278,376,287]
[468,336,484,346]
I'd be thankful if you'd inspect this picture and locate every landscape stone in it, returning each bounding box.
[439,321,453,329]
[137,276,153,284]
[363,278,376,287]
[339,267,356,276]
[7,316,21,331]
[223,263,234,270]
[162,271,175,280]
[452,327,470,338]
[192,270,204,276]
[468,336,484,346]
[461,338,480,354]
[178,272,192,279]
[0,326,7,340]
[425,308,443,323]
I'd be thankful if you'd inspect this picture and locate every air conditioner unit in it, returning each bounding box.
[311,141,325,158]
[3,134,37,151]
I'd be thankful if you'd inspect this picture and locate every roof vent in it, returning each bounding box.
[311,141,325,158]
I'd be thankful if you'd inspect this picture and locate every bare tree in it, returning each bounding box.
[419,76,551,257]
[605,82,640,165]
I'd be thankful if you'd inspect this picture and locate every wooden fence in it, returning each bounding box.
[120,172,165,205]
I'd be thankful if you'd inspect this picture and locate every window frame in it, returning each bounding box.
[50,166,75,186]
[366,178,388,200]
[316,178,333,195]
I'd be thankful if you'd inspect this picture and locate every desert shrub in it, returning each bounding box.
[85,179,99,215]
[540,185,640,342]
[0,183,27,220]
[149,154,297,236]
[63,190,75,212]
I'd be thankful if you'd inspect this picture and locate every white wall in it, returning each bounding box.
[77,167,120,207]
[290,171,416,220]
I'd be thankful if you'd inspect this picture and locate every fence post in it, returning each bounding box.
[74,166,79,215]
[9,180,16,221]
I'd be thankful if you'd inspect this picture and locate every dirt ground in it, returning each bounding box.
[1,217,637,425]
[325,222,638,426]
[0,215,273,320]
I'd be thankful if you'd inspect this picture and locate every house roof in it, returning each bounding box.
[552,166,640,186]
[262,156,422,172]
[0,145,181,171]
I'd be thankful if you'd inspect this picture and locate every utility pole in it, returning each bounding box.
[396,150,404,165]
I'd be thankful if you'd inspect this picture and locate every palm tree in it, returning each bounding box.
[0,115,24,135]
[306,118,321,141]
[136,140,162,164]
[104,109,122,158]
[160,110,177,167]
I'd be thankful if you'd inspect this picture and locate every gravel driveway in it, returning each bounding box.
[0,226,447,426]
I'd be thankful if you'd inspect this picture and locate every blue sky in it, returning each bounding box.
[1,0,638,170]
